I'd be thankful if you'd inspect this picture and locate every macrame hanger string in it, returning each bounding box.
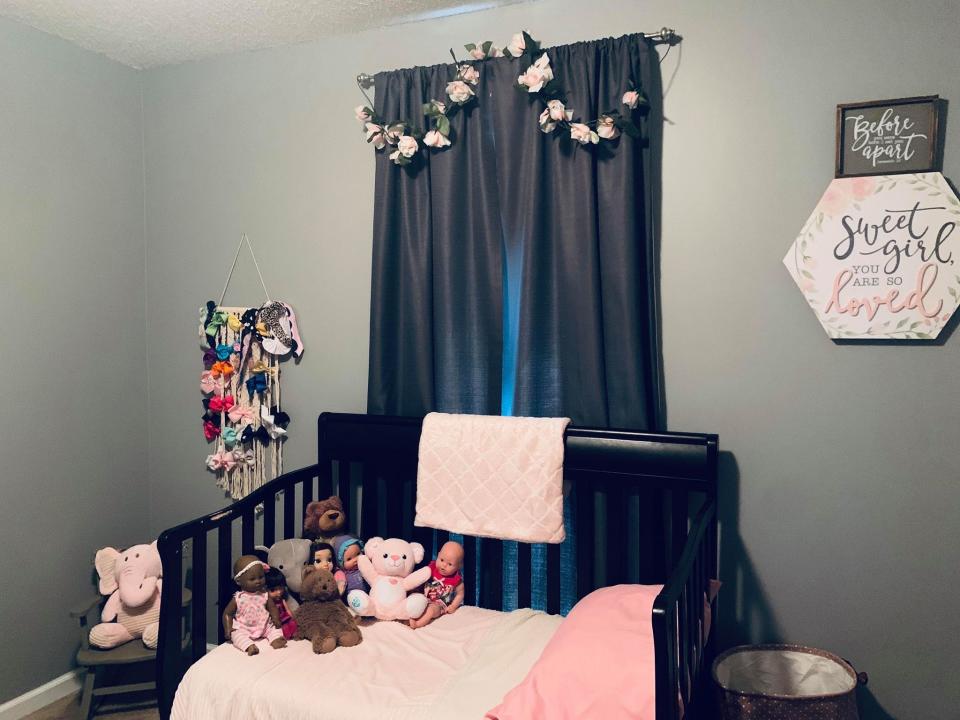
[218,233,271,307]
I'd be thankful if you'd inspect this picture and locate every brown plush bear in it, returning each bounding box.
[302,495,347,543]
[293,566,362,654]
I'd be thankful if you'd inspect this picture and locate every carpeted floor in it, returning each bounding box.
[22,692,160,720]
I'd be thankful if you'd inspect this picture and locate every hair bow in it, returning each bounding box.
[227,404,255,424]
[215,343,236,361]
[227,315,243,332]
[208,395,235,414]
[202,347,217,368]
[260,405,288,440]
[221,427,240,448]
[245,373,269,397]
[200,370,224,395]
[205,450,236,472]
[232,448,255,467]
[241,424,272,446]
[203,420,221,441]
[249,361,276,375]
[205,310,229,338]
[211,361,234,379]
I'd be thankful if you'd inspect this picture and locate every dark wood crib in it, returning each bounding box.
[156,412,719,719]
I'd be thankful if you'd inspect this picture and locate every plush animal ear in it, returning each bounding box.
[365,537,383,555]
[94,547,121,595]
[326,495,343,511]
[301,565,314,581]
[410,542,425,564]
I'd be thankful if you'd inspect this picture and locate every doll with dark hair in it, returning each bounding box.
[310,541,347,596]
[265,566,299,640]
[222,555,287,655]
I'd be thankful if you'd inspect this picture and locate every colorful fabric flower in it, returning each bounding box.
[518,54,553,93]
[459,65,480,85]
[221,427,239,448]
[227,315,243,332]
[506,32,526,57]
[215,343,235,361]
[202,348,217,368]
[208,395,235,414]
[423,130,451,148]
[205,310,229,337]
[205,451,236,472]
[200,370,223,395]
[446,80,475,104]
[596,115,620,140]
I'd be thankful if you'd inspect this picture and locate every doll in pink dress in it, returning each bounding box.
[222,555,287,655]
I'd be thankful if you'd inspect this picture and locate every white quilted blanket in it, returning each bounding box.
[415,413,570,544]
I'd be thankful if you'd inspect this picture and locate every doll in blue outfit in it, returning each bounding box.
[333,535,367,596]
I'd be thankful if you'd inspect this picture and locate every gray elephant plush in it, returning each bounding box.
[90,541,162,649]
[254,538,311,595]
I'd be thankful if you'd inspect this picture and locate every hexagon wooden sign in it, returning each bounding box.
[784,172,960,340]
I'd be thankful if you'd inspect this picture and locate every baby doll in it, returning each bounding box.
[265,567,299,640]
[222,555,287,655]
[409,541,465,629]
[311,541,347,596]
[333,535,367,595]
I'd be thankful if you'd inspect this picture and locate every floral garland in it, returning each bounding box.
[355,31,649,164]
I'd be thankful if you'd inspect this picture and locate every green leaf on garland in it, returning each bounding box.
[422,102,435,116]
[482,40,493,55]
[620,120,640,138]
[437,115,450,136]
[465,43,477,52]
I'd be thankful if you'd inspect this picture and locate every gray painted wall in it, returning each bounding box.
[141,3,960,716]
[0,18,147,704]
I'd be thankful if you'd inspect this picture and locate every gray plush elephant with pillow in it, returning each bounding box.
[90,541,162,649]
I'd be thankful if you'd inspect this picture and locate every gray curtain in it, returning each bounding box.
[367,32,663,431]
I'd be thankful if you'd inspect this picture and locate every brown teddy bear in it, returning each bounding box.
[293,566,362,654]
[302,495,347,543]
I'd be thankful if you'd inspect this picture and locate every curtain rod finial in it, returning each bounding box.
[357,73,375,89]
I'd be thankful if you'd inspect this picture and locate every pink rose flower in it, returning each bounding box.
[570,122,599,145]
[469,46,486,60]
[427,99,446,115]
[517,54,553,93]
[355,105,372,123]
[539,108,557,134]
[597,115,620,140]
[447,80,475,104]
[622,90,641,109]
[819,182,853,217]
[506,32,525,57]
[364,123,386,150]
[423,130,451,148]
[547,99,571,122]
[459,65,480,85]
[397,135,418,158]
[850,176,876,200]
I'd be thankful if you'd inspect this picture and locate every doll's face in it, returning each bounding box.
[341,543,361,571]
[235,560,266,593]
[313,547,334,573]
[267,586,285,604]
[435,542,464,577]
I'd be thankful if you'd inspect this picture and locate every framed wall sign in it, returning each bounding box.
[836,96,944,178]
[784,172,960,341]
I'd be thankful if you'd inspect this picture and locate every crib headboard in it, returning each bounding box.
[157,412,718,719]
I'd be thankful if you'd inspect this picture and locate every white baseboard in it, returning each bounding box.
[0,670,83,720]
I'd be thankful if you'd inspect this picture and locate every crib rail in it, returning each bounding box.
[156,413,718,720]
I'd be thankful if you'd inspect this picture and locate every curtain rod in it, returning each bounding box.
[356,27,681,89]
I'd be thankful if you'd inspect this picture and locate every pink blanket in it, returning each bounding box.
[415,413,570,544]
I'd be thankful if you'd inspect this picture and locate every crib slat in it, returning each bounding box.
[546,543,561,615]
[575,481,595,598]
[157,539,183,718]
[517,542,531,609]
[672,489,688,570]
[337,462,352,527]
[263,495,276,547]
[384,464,403,539]
[217,522,232,643]
[606,481,629,586]
[241,507,255,553]
[462,535,477,606]
[361,463,378,539]
[283,488,296,539]
[302,473,314,513]
[480,539,503,611]
[318,457,333,498]
[191,533,207,661]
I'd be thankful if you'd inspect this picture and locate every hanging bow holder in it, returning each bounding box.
[198,234,304,500]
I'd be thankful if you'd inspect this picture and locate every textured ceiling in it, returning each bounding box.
[0,0,519,69]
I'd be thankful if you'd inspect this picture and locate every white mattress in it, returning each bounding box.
[171,606,562,720]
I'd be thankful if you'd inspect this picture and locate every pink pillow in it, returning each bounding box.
[486,584,662,720]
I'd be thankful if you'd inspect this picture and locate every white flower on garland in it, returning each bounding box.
[518,54,554,93]
[506,32,526,57]
[423,130,451,148]
[539,99,573,133]
[596,115,620,140]
[447,80,475,104]
[459,64,480,85]
[622,90,642,110]
[466,41,502,59]
[389,135,420,165]
[365,122,387,149]
[570,122,599,145]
